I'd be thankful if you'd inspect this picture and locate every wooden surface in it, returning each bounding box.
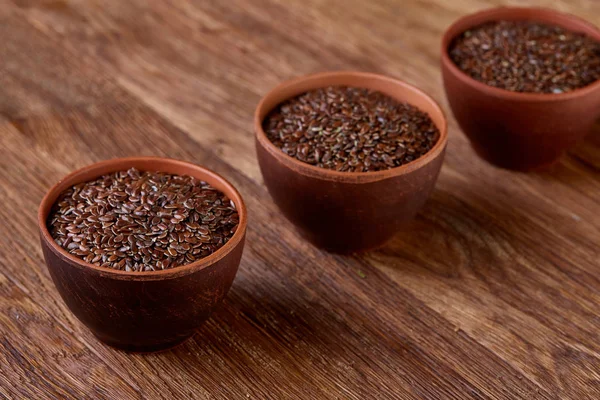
[0,0,599,398]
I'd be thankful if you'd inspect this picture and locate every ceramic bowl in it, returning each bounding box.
[38,157,247,352]
[255,71,447,253]
[441,7,600,171]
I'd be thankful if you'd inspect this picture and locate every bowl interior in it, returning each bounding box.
[441,7,600,99]
[255,71,448,181]
[38,157,247,279]
[443,7,600,47]
[257,72,447,131]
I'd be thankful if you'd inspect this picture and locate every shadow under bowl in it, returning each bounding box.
[254,71,448,254]
[38,157,247,352]
[441,7,600,171]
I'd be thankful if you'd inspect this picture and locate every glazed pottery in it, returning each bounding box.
[441,7,600,171]
[255,71,447,253]
[38,157,247,352]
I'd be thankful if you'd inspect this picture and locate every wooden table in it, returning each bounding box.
[1,0,599,398]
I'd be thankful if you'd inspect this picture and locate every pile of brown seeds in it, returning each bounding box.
[48,168,239,272]
[450,21,600,93]
[263,86,440,172]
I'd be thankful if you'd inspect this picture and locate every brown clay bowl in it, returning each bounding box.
[254,71,447,253]
[441,7,600,171]
[38,157,247,352]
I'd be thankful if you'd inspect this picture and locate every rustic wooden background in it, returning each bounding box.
[0,0,599,398]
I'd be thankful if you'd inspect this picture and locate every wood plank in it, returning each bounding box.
[0,13,128,119]
[0,269,141,399]
[1,99,553,399]
[363,187,600,397]
[0,0,598,398]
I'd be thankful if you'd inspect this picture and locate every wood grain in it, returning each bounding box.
[0,0,598,398]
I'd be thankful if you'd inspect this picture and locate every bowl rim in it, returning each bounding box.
[441,6,600,102]
[254,71,448,183]
[38,157,247,281]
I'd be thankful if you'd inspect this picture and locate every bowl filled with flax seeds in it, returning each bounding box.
[38,157,247,352]
[255,71,447,253]
[442,7,600,171]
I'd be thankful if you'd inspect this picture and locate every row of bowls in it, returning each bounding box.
[38,7,600,351]
[258,7,600,252]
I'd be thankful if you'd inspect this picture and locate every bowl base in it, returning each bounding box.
[299,229,393,254]
[470,142,560,172]
[93,333,195,353]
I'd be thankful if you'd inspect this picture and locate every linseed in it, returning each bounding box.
[48,168,239,272]
[449,21,600,93]
[263,86,440,173]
